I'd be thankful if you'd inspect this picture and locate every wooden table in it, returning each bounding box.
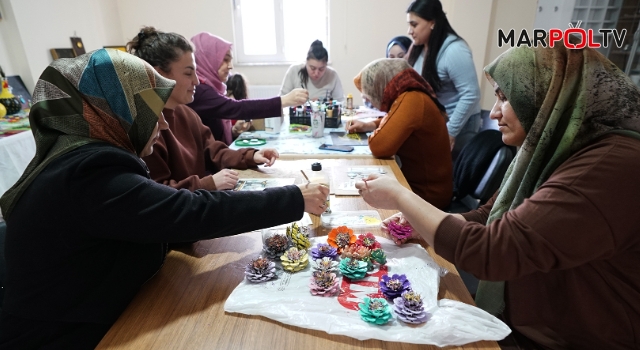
[97,158,500,350]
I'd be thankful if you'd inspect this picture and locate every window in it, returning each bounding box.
[232,0,329,64]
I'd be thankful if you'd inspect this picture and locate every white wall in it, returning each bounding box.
[0,0,537,109]
[0,0,123,92]
[116,0,411,105]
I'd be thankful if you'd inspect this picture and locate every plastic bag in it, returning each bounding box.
[224,236,511,347]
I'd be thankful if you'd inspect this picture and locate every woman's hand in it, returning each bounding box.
[211,169,239,190]
[297,183,330,215]
[355,174,409,210]
[281,88,309,107]
[253,148,279,167]
[381,212,418,245]
[345,119,377,134]
[232,120,252,137]
[449,134,456,151]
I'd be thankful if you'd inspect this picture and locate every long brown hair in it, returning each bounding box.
[406,0,460,92]
[298,40,328,89]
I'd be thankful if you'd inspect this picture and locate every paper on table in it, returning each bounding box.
[233,178,296,191]
[332,166,394,196]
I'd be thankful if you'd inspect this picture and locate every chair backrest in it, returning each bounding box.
[453,130,516,204]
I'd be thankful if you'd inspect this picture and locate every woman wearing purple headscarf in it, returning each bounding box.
[187,32,308,145]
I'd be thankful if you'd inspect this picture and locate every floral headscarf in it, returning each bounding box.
[191,32,232,95]
[476,42,640,315]
[0,48,174,218]
[354,58,443,115]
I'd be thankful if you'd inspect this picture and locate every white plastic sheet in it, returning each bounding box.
[224,236,511,346]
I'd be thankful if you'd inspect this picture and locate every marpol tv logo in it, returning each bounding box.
[498,21,627,49]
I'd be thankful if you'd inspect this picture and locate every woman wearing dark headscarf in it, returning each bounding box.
[355,42,640,349]
[386,36,412,58]
[0,49,327,348]
[349,58,452,209]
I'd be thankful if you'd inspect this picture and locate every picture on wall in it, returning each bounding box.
[50,48,76,60]
[103,46,127,52]
[70,37,86,56]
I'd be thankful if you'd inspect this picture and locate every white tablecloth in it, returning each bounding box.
[0,131,36,217]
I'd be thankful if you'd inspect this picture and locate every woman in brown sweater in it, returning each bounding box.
[127,27,278,191]
[348,58,452,209]
[356,42,640,349]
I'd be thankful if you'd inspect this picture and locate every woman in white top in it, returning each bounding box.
[280,40,344,102]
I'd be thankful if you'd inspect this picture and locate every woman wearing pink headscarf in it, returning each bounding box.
[187,32,308,145]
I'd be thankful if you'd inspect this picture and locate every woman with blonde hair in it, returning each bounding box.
[348,58,452,209]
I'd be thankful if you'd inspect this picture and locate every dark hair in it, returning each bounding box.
[226,73,248,100]
[406,0,460,92]
[386,36,413,58]
[298,40,328,89]
[126,26,193,73]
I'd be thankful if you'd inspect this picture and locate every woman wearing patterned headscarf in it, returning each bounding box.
[0,49,327,348]
[348,58,452,209]
[355,42,640,349]
[188,32,308,145]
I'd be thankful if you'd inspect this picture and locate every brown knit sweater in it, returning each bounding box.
[143,105,258,191]
[369,91,453,209]
[435,134,640,349]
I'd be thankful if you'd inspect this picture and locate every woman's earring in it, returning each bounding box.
[431,26,434,30]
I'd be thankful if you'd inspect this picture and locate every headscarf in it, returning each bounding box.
[191,32,232,95]
[354,58,444,116]
[386,36,412,58]
[0,49,174,219]
[475,42,640,315]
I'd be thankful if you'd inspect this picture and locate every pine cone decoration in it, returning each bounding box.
[263,233,290,260]
[244,257,277,283]
[339,257,368,280]
[370,248,387,265]
[358,297,393,325]
[280,247,309,272]
[340,244,371,261]
[387,221,414,241]
[310,242,339,260]
[286,222,311,250]
[309,270,340,296]
[379,274,411,300]
[328,226,356,253]
[393,290,430,324]
[312,257,339,272]
[355,233,381,250]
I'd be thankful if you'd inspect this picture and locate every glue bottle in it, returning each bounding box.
[346,93,354,110]
[310,162,331,214]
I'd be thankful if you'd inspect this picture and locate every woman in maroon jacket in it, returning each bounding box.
[356,42,640,349]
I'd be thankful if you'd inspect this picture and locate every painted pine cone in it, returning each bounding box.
[310,243,339,260]
[358,297,393,325]
[339,257,368,280]
[370,248,387,265]
[379,274,412,300]
[263,233,290,260]
[312,257,339,273]
[286,222,311,250]
[341,244,371,261]
[355,233,381,250]
[244,257,277,283]
[393,290,430,324]
[280,247,309,272]
[387,221,413,240]
[309,270,340,297]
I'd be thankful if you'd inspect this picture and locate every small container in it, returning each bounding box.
[346,93,354,110]
[310,162,331,214]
